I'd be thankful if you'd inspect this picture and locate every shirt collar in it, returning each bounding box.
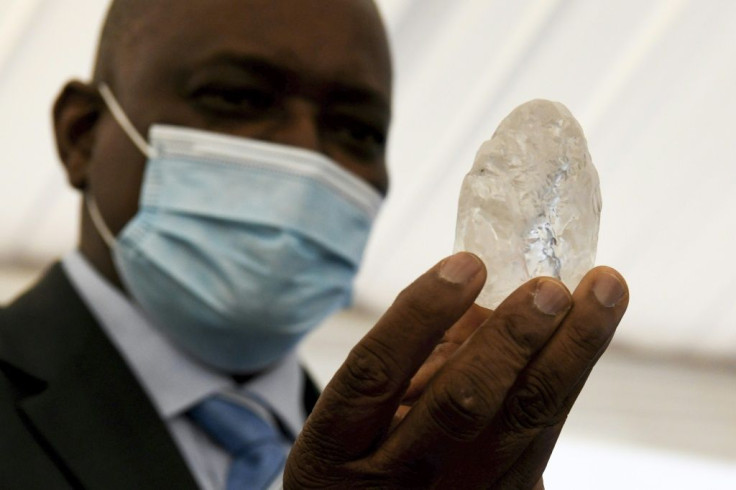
[61,251,306,436]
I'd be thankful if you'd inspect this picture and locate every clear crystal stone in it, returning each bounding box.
[454,99,601,308]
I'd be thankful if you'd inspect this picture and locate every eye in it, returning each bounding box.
[325,115,387,161]
[191,84,277,117]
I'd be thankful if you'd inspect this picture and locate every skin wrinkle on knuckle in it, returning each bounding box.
[522,371,562,411]
[503,378,563,432]
[341,338,406,399]
[566,311,613,349]
[285,454,334,489]
[284,461,344,490]
[494,311,549,355]
[561,324,609,364]
[297,422,352,465]
[426,369,496,441]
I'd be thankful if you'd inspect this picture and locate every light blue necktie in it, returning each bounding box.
[187,395,287,490]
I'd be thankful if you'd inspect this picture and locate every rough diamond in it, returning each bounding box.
[454,99,601,308]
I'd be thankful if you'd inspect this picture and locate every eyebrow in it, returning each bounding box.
[327,84,391,116]
[193,53,391,117]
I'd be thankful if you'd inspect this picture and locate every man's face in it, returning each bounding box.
[86,0,392,238]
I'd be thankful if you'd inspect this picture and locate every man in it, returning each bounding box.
[0,0,629,488]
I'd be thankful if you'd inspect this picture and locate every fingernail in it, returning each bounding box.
[439,253,483,284]
[593,271,625,307]
[534,280,571,315]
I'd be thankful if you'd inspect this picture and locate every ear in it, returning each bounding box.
[53,80,103,191]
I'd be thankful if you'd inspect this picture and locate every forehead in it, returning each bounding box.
[117,0,391,102]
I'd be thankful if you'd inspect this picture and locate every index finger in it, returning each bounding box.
[403,303,493,404]
[300,252,486,461]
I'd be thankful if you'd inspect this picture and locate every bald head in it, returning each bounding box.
[93,0,147,83]
[93,0,390,87]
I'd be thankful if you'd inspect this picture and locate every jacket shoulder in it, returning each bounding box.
[0,264,80,489]
[0,262,97,380]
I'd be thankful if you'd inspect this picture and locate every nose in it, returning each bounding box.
[257,99,323,154]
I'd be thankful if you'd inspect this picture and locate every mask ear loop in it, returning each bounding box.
[98,83,156,159]
[86,194,117,249]
[88,83,156,249]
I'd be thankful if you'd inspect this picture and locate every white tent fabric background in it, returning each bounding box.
[361,0,736,359]
[1,0,735,487]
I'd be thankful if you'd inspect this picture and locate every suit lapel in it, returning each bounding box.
[3,264,198,490]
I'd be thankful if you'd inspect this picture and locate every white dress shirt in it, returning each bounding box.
[62,251,306,490]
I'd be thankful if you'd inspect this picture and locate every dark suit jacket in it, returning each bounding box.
[0,263,320,489]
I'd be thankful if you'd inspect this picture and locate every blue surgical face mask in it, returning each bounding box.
[89,84,383,373]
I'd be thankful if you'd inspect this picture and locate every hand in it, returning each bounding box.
[392,303,551,490]
[285,252,629,489]
[393,303,555,489]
